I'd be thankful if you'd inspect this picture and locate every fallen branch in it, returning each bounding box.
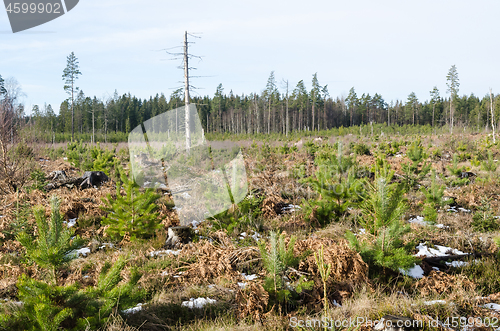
[422,252,494,268]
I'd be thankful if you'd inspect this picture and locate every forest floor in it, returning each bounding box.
[1,132,500,330]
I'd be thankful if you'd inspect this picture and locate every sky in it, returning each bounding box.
[1,0,500,115]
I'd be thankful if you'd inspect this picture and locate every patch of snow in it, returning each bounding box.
[432,267,440,271]
[435,224,449,229]
[66,218,77,227]
[99,243,114,250]
[400,265,424,279]
[208,284,215,289]
[447,207,458,213]
[446,260,469,268]
[122,303,144,315]
[282,204,301,213]
[358,228,366,235]
[190,220,200,229]
[251,232,261,242]
[414,243,465,257]
[332,300,341,307]
[239,232,247,240]
[161,271,169,276]
[483,303,500,311]
[68,247,91,258]
[181,297,216,309]
[424,300,447,305]
[409,216,448,229]
[83,275,90,279]
[458,207,471,213]
[238,282,247,288]
[149,250,181,257]
[181,192,191,199]
[63,157,68,160]
[242,273,258,281]
[409,216,427,225]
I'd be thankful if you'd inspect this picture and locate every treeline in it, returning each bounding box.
[10,72,500,142]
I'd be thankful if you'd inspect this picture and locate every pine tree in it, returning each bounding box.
[258,232,312,309]
[16,195,84,284]
[420,169,450,223]
[101,166,161,241]
[62,52,82,141]
[347,167,417,274]
[0,74,6,96]
[0,256,144,330]
[401,139,431,190]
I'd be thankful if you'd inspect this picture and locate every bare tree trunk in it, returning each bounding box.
[490,88,495,143]
[450,98,454,134]
[184,31,191,152]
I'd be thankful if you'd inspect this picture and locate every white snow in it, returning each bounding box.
[358,228,366,235]
[408,216,448,229]
[122,303,144,314]
[408,216,426,225]
[414,243,465,257]
[483,303,500,311]
[238,282,247,288]
[424,300,447,305]
[445,260,469,268]
[447,206,471,213]
[68,247,91,258]
[400,265,424,279]
[190,220,201,229]
[99,243,114,250]
[242,273,258,281]
[282,204,301,213]
[149,250,181,257]
[181,297,216,309]
[181,192,192,199]
[251,232,261,242]
[63,218,77,227]
[435,224,448,229]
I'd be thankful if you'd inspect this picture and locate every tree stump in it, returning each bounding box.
[165,226,194,249]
